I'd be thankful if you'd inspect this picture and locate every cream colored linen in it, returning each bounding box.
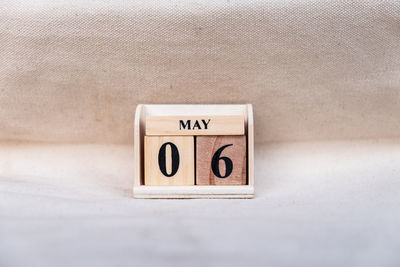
[1,0,400,144]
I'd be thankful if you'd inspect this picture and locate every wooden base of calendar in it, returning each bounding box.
[133,104,254,199]
[133,186,254,199]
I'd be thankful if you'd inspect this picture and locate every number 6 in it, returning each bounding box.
[211,144,233,178]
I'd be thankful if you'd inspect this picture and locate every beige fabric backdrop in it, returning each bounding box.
[1,0,400,144]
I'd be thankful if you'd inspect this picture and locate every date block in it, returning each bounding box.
[196,136,247,185]
[145,136,195,185]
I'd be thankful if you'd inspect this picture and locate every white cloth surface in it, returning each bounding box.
[1,141,400,267]
[1,1,400,266]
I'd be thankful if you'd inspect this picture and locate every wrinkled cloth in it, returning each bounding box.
[1,141,400,267]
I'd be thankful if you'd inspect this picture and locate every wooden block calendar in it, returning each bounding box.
[133,104,254,198]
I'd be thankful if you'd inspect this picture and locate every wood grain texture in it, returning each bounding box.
[146,116,244,135]
[145,136,194,186]
[196,136,247,185]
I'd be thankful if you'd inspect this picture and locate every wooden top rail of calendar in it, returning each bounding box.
[146,115,245,135]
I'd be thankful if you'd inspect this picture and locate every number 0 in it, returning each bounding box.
[158,142,180,177]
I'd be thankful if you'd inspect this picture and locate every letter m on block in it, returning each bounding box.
[179,120,191,130]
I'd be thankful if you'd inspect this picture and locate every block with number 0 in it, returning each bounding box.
[145,136,195,185]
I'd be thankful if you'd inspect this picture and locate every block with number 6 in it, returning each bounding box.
[196,136,247,185]
[145,136,195,185]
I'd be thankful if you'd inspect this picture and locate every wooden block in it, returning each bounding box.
[145,136,195,185]
[196,136,247,185]
[146,115,244,136]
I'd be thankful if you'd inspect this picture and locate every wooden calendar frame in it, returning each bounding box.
[133,104,254,198]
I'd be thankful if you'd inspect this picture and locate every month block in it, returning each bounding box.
[146,115,244,136]
[145,136,195,185]
[196,136,247,185]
